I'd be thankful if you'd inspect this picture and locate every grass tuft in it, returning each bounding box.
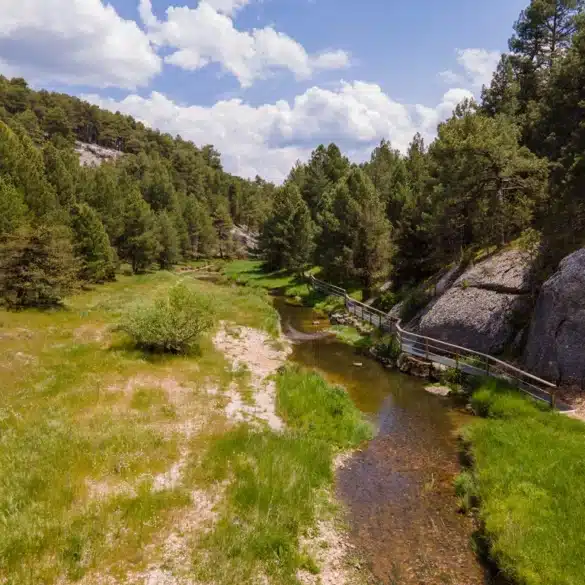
[277,365,374,448]
[462,381,585,585]
[192,367,372,585]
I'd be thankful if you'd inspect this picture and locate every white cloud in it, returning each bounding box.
[82,82,472,182]
[415,88,475,133]
[0,0,161,89]
[440,48,500,90]
[139,0,350,87]
[205,0,252,15]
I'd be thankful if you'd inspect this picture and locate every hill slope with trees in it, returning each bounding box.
[1,0,585,314]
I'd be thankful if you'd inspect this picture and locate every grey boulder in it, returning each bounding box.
[417,249,534,354]
[524,249,585,385]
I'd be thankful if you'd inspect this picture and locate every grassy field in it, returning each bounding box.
[190,366,372,585]
[460,380,585,585]
[0,269,371,585]
[0,271,281,584]
[222,260,365,304]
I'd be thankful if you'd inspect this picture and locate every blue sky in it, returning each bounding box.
[0,0,529,180]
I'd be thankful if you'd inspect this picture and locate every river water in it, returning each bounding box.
[273,297,498,585]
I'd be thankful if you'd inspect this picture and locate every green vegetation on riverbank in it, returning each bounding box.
[0,272,281,584]
[222,260,366,304]
[460,380,585,585]
[192,365,372,585]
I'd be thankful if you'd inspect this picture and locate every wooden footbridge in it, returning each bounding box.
[308,275,571,412]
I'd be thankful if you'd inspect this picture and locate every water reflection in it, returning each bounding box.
[273,297,495,585]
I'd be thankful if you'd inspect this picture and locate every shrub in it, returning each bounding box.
[454,471,477,512]
[470,388,493,417]
[374,334,402,360]
[399,288,430,322]
[118,281,215,354]
[441,367,466,387]
[374,290,399,312]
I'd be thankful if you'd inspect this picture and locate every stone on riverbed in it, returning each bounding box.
[397,353,433,379]
[424,385,451,397]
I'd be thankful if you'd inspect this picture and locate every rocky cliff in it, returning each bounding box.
[524,249,585,386]
[75,142,123,167]
[416,249,534,354]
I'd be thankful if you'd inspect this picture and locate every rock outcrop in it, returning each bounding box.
[75,142,123,167]
[524,249,585,386]
[417,249,534,354]
[397,354,433,379]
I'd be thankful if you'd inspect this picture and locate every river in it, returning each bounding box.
[273,297,501,585]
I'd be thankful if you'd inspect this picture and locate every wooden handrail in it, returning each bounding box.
[308,273,558,398]
[394,321,556,388]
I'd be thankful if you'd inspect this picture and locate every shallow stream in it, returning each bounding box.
[273,297,498,585]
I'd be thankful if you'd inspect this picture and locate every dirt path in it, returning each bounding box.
[213,323,291,431]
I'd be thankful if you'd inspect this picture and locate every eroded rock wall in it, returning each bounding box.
[416,249,534,354]
[524,249,585,386]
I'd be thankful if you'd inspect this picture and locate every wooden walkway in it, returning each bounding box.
[308,275,571,412]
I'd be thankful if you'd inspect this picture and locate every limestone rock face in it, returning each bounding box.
[524,249,585,385]
[75,142,123,167]
[417,249,534,354]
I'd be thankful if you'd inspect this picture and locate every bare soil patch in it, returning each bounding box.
[214,324,291,431]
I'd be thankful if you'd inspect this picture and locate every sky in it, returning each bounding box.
[0,0,529,181]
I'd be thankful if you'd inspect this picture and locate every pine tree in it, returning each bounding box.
[184,198,218,257]
[156,211,180,269]
[117,187,160,273]
[43,143,76,209]
[536,16,585,266]
[364,139,409,223]
[70,203,116,282]
[481,54,521,118]
[141,155,177,211]
[0,176,28,237]
[260,184,315,272]
[212,198,234,259]
[318,167,391,292]
[0,122,58,219]
[43,106,73,141]
[392,135,435,288]
[0,225,78,308]
[81,164,125,243]
[13,110,44,144]
[507,0,584,144]
[300,144,350,216]
[429,110,548,260]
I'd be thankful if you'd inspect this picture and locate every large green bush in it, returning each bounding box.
[118,281,215,354]
[399,288,431,322]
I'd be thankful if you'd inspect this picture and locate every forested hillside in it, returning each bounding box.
[261,0,585,295]
[1,0,585,309]
[0,76,274,305]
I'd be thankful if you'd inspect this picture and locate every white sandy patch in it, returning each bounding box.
[125,486,224,585]
[297,452,363,585]
[214,324,291,431]
[224,381,284,431]
[85,478,136,500]
[298,519,353,585]
[73,324,110,346]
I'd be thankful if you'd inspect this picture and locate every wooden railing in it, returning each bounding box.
[309,275,564,410]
